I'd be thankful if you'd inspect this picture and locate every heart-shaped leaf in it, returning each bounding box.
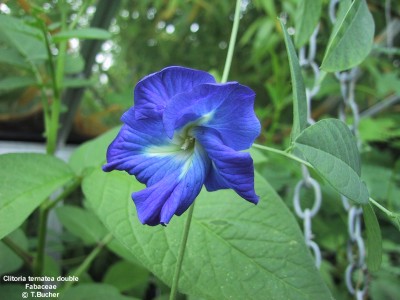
[83,169,332,299]
[294,119,369,204]
[0,153,75,239]
[321,0,375,71]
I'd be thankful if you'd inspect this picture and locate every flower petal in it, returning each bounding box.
[134,66,215,120]
[194,127,259,204]
[132,144,209,225]
[103,108,193,186]
[163,82,260,150]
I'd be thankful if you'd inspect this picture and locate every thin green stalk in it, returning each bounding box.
[252,143,313,169]
[2,237,34,267]
[221,0,241,83]
[169,3,242,297]
[61,233,113,293]
[369,197,396,218]
[33,205,49,276]
[253,143,399,223]
[30,63,51,138]
[43,177,82,211]
[68,0,95,30]
[169,204,195,300]
[33,177,81,276]
[47,0,68,155]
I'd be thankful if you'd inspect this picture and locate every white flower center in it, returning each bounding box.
[180,136,195,150]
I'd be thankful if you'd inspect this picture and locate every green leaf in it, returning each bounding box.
[53,28,112,42]
[103,260,150,293]
[0,153,75,239]
[279,19,308,141]
[60,283,137,300]
[0,229,28,276]
[69,127,120,176]
[294,118,369,204]
[0,76,37,92]
[55,205,108,245]
[0,14,47,62]
[321,0,375,72]
[64,54,85,74]
[0,49,30,69]
[294,0,322,48]
[83,170,333,300]
[249,147,268,164]
[362,204,382,272]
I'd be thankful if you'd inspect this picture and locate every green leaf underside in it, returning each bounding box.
[362,204,382,272]
[0,49,29,69]
[321,0,375,72]
[83,170,332,300]
[294,119,369,204]
[52,28,112,42]
[0,153,75,239]
[0,14,47,62]
[295,0,322,48]
[55,205,108,245]
[0,77,37,92]
[69,126,121,176]
[0,229,28,276]
[103,260,150,293]
[279,19,308,142]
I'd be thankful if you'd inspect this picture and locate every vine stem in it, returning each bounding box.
[2,237,34,267]
[169,1,242,298]
[252,143,313,169]
[368,197,397,219]
[33,177,81,276]
[61,233,114,294]
[253,143,397,221]
[46,0,67,155]
[169,204,195,300]
[221,0,241,83]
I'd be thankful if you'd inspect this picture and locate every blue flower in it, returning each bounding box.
[103,66,260,226]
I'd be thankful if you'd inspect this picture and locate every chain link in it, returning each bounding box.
[385,0,393,49]
[329,1,368,298]
[293,21,322,268]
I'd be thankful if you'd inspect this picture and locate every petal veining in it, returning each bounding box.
[163,82,260,150]
[132,143,209,225]
[134,66,216,120]
[194,126,259,204]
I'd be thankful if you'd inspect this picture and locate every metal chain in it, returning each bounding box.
[293,23,322,269]
[385,0,393,49]
[329,1,368,298]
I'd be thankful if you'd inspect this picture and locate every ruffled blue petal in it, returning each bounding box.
[134,66,215,120]
[132,143,209,225]
[103,108,192,186]
[194,127,259,204]
[163,82,260,150]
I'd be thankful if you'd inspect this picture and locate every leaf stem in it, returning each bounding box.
[68,0,95,30]
[61,233,113,293]
[33,204,49,276]
[169,203,195,300]
[43,177,82,211]
[221,0,241,83]
[252,143,313,169]
[254,142,400,228]
[2,236,34,267]
[369,197,394,217]
[46,0,68,155]
[33,177,81,276]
